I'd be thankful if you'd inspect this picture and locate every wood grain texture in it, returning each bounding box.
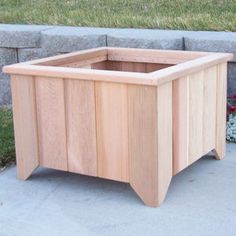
[173,76,189,175]
[35,77,68,171]
[189,71,204,164]
[95,82,128,182]
[128,84,172,207]
[203,66,217,153]
[146,63,172,72]
[11,75,39,180]
[156,82,173,204]
[214,63,227,160]
[107,47,209,64]
[121,62,146,72]
[65,79,97,176]
[128,85,158,206]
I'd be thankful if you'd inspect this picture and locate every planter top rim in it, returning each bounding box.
[3,47,233,86]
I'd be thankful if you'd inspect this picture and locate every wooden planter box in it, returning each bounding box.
[3,47,232,207]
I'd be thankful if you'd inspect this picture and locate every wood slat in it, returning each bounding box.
[173,76,189,174]
[108,47,209,64]
[95,82,129,182]
[189,71,204,164]
[65,79,97,176]
[150,53,233,85]
[214,63,227,159]
[35,77,68,171]
[31,47,107,66]
[11,75,39,180]
[146,63,172,73]
[156,82,173,204]
[129,83,172,206]
[203,66,217,153]
[121,62,146,72]
[128,85,158,206]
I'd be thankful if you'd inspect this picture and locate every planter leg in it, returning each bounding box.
[11,75,40,180]
[212,148,225,160]
[128,83,173,207]
[130,174,172,207]
[213,63,227,161]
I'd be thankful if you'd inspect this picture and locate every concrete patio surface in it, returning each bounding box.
[0,144,236,236]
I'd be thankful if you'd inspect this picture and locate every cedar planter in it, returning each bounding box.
[3,47,233,207]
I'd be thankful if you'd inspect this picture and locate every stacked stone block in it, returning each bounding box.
[0,24,236,105]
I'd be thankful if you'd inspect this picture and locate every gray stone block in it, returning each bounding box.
[0,24,52,48]
[228,62,236,96]
[0,72,10,80]
[18,48,46,62]
[0,48,17,77]
[107,29,184,50]
[0,79,11,105]
[184,31,236,61]
[41,26,114,54]
[0,48,17,67]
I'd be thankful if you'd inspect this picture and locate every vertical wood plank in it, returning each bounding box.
[214,63,227,159]
[128,83,172,207]
[11,75,39,180]
[35,77,68,171]
[173,77,189,175]
[105,61,122,71]
[156,82,173,204]
[65,80,97,176]
[189,71,204,164]
[128,85,158,206]
[203,66,217,153]
[95,82,128,182]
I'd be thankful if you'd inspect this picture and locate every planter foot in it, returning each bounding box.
[212,148,225,160]
[17,165,39,180]
[130,179,171,207]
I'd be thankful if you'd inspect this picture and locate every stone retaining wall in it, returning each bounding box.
[0,24,236,105]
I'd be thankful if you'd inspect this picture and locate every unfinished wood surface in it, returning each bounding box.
[95,82,128,182]
[11,75,39,180]
[4,64,156,85]
[108,47,209,64]
[3,53,232,87]
[121,62,146,72]
[156,82,173,204]
[60,56,106,68]
[173,76,189,174]
[35,77,68,171]
[4,47,233,207]
[105,61,122,71]
[91,61,107,70]
[214,63,227,160]
[203,66,217,153]
[128,85,158,206]
[150,53,233,85]
[146,63,173,72]
[30,47,107,66]
[189,71,204,164]
[65,79,97,176]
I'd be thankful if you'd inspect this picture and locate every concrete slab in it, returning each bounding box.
[0,144,236,236]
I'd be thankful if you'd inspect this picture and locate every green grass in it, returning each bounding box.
[0,0,236,31]
[0,108,15,169]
